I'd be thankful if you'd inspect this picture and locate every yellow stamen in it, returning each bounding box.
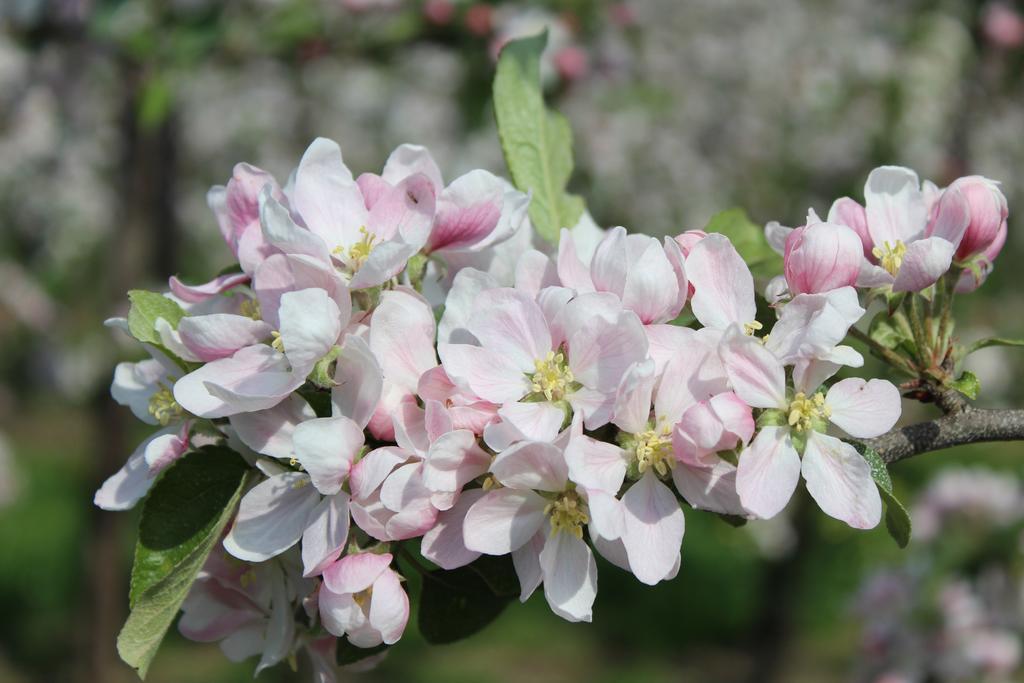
[787,392,831,432]
[239,298,261,321]
[633,428,676,477]
[271,330,285,353]
[529,350,575,401]
[872,240,907,277]
[353,586,372,608]
[481,474,503,491]
[148,387,182,426]
[334,226,378,270]
[744,320,763,336]
[544,490,589,539]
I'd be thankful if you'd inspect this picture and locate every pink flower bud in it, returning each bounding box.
[948,176,1008,261]
[783,222,863,295]
[827,196,873,258]
[673,229,707,256]
[983,2,1024,49]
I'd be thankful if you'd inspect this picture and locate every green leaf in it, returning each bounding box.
[336,638,388,666]
[703,208,781,281]
[464,554,520,599]
[118,446,250,678]
[418,565,512,644]
[127,290,187,346]
[965,337,1024,356]
[868,312,907,350]
[854,443,912,549]
[950,370,981,400]
[494,31,584,244]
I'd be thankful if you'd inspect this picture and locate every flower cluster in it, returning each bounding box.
[97,140,1007,677]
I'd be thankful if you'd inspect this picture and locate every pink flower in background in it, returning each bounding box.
[939,175,1008,261]
[983,2,1024,49]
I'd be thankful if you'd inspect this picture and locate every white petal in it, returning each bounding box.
[802,432,882,529]
[223,472,320,562]
[621,470,685,585]
[539,531,597,623]
[826,378,901,438]
[463,488,547,555]
[735,427,801,520]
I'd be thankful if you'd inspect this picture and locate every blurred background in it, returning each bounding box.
[2,0,1024,681]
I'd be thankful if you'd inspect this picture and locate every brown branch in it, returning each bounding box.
[864,406,1024,464]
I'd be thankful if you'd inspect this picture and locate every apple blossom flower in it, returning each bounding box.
[939,175,1008,262]
[319,551,410,648]
[782,218,863,295]
[720,327,901,527]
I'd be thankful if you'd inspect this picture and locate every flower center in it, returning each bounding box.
[743,320,763,336]
[529,350,574,401]
[872,240,907,277]
[787,392,831,432]
[545,490,589,539]
[334,226,378,270]
[634,428,675,477]
[148,387,182,426]
[353,586,372,608]
[239,298,261,320]
[271,330,285,353]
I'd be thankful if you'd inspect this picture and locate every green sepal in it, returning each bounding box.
[950,370,980,400]
[127,290,187,346]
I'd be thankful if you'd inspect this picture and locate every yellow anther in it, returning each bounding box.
[744,320,764,336]
[353,586,372,607]
[544,490,589,539]
[271,330,285,353]
[481,474,503,491]
[239,568,256,589]
[787,392,831,432]
[239,298,261,321]
[148,387,182,426]
[634,428,676,477]
[872,240,907,277]
[335,226,378,270]
[529,350,575,401]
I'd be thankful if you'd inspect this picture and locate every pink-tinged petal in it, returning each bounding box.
[256,569,295,675]
[539,530,597,623]
[764,288,865,365]
[177,313,272,362]
[355,173,391,210]
[438,343,529,404]
[515,249,559,297]
[223,472,320,562]
[384,499,439,541]
[302,492,351,577]
[379,462,429,513]
[584,488,624,541]
[589,227,629,296]
[179,579,261,642]
[291,137,367,252]
[428,170,504,252]
[369,289,437,392]
[390,401,429,455]
[279,288,342,372]
[425,399,454,443]
[643,324,692,376]
[672,458,747,516]
[369,569,410,645]
[857,260,894,288]
[926,186,970,247]
[621,470,685,585]
[568,310,648,394]
[719,327,787,409]
[621,236,681,324]
[709,391,756,446]
[736,427,801,519]
[142,422,190,475]
[497,401,565,443]
[349,493,391,542]
[949,176,1008,260]
[491,440,569,492]
[663,236,689,315]
[783,222,863,295]
[482,418,527,453]
[381,143,444,193]
[956,219,1006,293]
[801,432,882,529]
[423,429,491,494]
[421,488,487,570]
[365,173,436,247]
[174,345,292,418]
[437,267,499,345]
[827,197,872,258]
[468,288,553,371]
[792,358,840,396]
[463,488,548,554]
[512,531,546,602]
[169,272,250,304]
[253,252,349,330]
[111,359,165,425]
[94,429,177,510]
[293,416,364,495]
[220,623,266,662]
[259,188,332,264]
[348,240,420,289]
[892,236,955,293]
[565,428,628,495]
[556,228,595,293]
[825,378,901,438]
[323,552,393,595]
[764,221,795,255]
[685,234,756,330]
[331,335,383,428]
[864,166,927,245]
[347,447,410,501]
[567,386,616,430]
[612,360,657,434]
[537,286,574,348]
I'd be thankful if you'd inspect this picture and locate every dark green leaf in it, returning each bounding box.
[950,371,981,400]
[127,290,187,346]
[118,446,250,678]
[703,208,781,281]
[418,566,512,644]
[854,443,911,548]
[465,554,520,599]
[494,31,584,244]
[336,638,388,666]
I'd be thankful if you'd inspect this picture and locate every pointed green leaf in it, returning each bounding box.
[418,565,512,644]
[118,446,250,678]
[494,31,584,244]
[127,290,187,346]
[703,208,781,280]
[966,337,1024,356]
[854,443,911,548]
